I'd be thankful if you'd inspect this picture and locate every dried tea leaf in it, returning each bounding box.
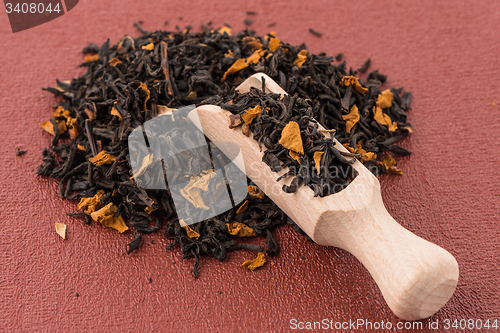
[377,154,403,175]
[241,105,262,125]
[110,107,123,120]
[131,154,153,179]
[90,202,129,233]
[235,200,249,215]
[139,82,150,110]
[242,252,266,270]
[342,105,360,133]
[373,107,397,132]
[226,221,257,237]
[248,185,264,199]
[108,58,122,66]
[293,50,308,67]
[89,150,117,166]
[55,223,66,239]
[180,170,216,210]
[183,225,200,240]
[340,75,368,94]
[229,114,243,128]
[313,151,324,174]
[142,43,154,51]
[279,121,304,154]
[85,54,99,62]
[218,26,232,36]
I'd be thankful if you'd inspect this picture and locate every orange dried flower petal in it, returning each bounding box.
[340,76,368,94]
[139,82,150,110]
[242,36,263,50]
[89,150,117,166]
[41,119,67,136]
[226,221,257,237]
[376,89,394,109]
[142,43,154,51]
[289,150,301,163]
[180,170,216,210]
[131,154,153,179]
[293,50,308,67]
[85,54,99,62]
[221,50,264,82]
[242,252,266,270]
[224,50,234,58]
[248,185,264,199]
[108,58,122,66]
[373,107,397,132]
[241,105,262,125]
[218,26,232,36]
[342,105,360,133]
[279,121,304,154]
[90,202,129,233]
[183,225,200,239]
[268,37,281,52]
[377,154,403,175]
[235,200,249,215]
[66,117,81,139]
[110,107,123,120]
[313,151,324,174]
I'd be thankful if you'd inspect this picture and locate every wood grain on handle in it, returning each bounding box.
[189,73,459,320]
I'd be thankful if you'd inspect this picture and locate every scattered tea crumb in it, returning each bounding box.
[271,261,275,266]
[300,255,306,260]
[219,291,223,294]
[246,11,257,15]
[358,58,371,73]
[55,223,66,239]
[223,22,231,28]
[164,20,169,25]
[178,16,183,20]
[335,53,343,61]
[149,277,152,283]
[16,148,27,156]
[76,292,79,297]
[244,19,253,26]
[267,22,276,27]
[309,28,322,37]
[242,252,266,270]
[151,240,155,244]
[172,261,176,265]
[133,22,147,34]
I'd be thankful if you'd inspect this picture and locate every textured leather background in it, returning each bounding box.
[0,0,499,332]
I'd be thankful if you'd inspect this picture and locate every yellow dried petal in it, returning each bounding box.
[235,200,249,215]
[180,170,216,210]
[221,50,264,82]
[142,43,154,51]
[377,154,403,175]
[218,26,232,35]
[373,107,397,132]
[139,82,150,110]
[343,143,356,154]
[90,202,129,233]
[376,89,394,109]
[131,154,153,179]
[242,252,266,270]
[355,142,377,163]
[289,150,301,163]
[268,37,281,52]
[183,225,200,240]
[89,150,117,166]
[226,221,257,237]
[78,189,105,214]
[110,107,123,120]
[279,121,304,154]
[242,36,263,51]
[293,50,308,67]
[342,105,360,133]
[248,185,264,199]
[85,54,99,62]
[241,105,262,125]
[108,58,122,66]
[52,106,71,118]
[66,117,81,139]
[77,144,86,151]
[55,223,66,239]
[41,119,67,136]
[340,76,368,94]
[313,151,324,174]
[224,50,234,58]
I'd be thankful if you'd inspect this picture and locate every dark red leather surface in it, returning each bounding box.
[1,0,499,331]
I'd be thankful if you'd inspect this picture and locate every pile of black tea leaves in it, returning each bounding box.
[37,23,412,277]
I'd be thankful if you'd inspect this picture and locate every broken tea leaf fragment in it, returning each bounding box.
[226,221,257,237]
[55,223,66,239]
[242,252,266,270]
[89,150,116,166]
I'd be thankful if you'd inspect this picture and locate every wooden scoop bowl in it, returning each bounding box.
[189,73,458,321]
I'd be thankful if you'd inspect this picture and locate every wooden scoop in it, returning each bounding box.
[189,73,458,321]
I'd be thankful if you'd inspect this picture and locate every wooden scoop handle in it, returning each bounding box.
[190,73,458,321]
